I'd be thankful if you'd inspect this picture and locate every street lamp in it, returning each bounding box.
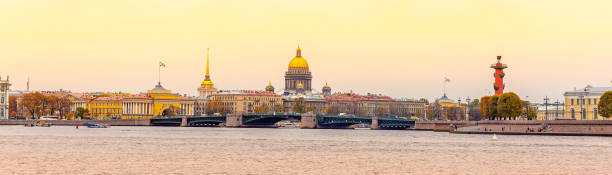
[544,96,550,120]
[466,97,471,121]
[457,98,461,121]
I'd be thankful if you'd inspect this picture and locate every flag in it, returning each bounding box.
[159,61,166,67]
[444,77,450,83]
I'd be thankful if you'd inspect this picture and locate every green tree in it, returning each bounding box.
[497,92,523,120]
[524,104,537,120]
[470,99,480,107]
[419,98,429,104]
[75,107,89,119]
[487,95,500,120]
[598,91,612,118]
[293,97,305,113]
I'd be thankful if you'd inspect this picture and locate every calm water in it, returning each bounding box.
[0,126,611,175]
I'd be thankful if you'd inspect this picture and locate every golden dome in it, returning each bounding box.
[201,80,214,86]
[323,82,330,88]
[297,82,304,88]
[267,81,273,87]
[288,46,309,68]
[289,57,309,68]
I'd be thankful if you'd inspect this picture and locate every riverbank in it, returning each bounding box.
[0,119,150,126]
[415,120,612,136]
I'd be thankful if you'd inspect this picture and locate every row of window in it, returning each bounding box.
[570,98,598,106]
[569,108,599,119]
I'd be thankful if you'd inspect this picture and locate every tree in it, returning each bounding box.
[307,106,315,112]
[375,102,389,117]
[22,92,46,118]
[497,92,523,120]
[470,99,480,107]
[275,103,283,113]
[293,97,305,113]
[323,104,339,115]
[480,96,492,119]
[487,95,500,120]
[523,104,537,120]
[65,112,75,120]
[75,107,89,119]
[419,98,429,104]
[8,96,17,117]
[598,91,612,118]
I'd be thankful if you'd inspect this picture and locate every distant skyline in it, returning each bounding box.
[2,0,612,103]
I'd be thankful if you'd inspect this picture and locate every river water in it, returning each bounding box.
[0,125,610,175]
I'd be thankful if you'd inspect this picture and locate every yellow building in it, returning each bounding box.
[70,83,196,119]
[564,86,611,120]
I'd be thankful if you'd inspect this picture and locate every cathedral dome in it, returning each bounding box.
[289,56,309,68]
[288,46,309,68]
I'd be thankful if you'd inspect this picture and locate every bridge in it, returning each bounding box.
[150,113,414,130]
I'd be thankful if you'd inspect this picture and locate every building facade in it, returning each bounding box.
[210,90,282,114]
[564,86,612,120]
[535,103,565,120]
[0,76,10,119]
[67,83,196,119]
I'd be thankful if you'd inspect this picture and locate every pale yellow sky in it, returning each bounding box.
[1,0,612,102]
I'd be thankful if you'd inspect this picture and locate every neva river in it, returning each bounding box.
[1,126,611,175]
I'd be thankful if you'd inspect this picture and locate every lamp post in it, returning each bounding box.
[581,88,587,120]
[457,98,461,121]
[544,96,549,120]
[466,97,471,121]
[554,100,560,120]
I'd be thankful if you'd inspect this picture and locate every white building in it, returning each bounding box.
[0,76,11,119]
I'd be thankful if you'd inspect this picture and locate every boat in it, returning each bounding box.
[491,134,499,141]
[25,121,52,127]
[85,124,110,128]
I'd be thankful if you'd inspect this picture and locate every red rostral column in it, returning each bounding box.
[490,56,508,95]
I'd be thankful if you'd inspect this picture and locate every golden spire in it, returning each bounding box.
[205,48,210,80]
[296,45,301,57]
[267,81,273,87]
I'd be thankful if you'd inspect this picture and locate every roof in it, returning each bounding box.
[564,86,612,97]
[215,90,279,96]
[325,92,393,102]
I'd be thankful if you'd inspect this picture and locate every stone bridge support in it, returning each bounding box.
[226,114,243,127]
[371,116,378,130]
[300,113,317,129]
[180,116,188,127]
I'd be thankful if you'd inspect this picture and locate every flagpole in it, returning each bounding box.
[158,61,161,85]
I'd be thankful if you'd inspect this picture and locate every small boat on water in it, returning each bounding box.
[25,121,52,127]
[85,124,110,128]
[491,134,499,141]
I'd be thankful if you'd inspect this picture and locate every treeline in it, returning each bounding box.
[480,92,533,120]
[16,92,72,118]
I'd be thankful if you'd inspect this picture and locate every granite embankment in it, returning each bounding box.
[0,119,150,126]
[414,120,612,136]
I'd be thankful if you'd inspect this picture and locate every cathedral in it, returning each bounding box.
[284,46,313,95]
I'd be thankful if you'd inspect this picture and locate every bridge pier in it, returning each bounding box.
[226,114,243,127]
[371,116,378,130]
[180,116,188,127]
[300,113,318,129]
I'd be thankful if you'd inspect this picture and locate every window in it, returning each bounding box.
[594,99,598,105]
[571,109,575,118]
[594,108,598,120]
[588,99,591,105]
[571,99,574,105]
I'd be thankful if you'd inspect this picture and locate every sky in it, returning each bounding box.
[1,0,612,103]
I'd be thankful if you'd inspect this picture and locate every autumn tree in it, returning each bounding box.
[8,95,17,118]
[375,102,389,117]
[497,92,523,120]
[480,96,492,119]
[598,91,612,118]
[293,97,305,113]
